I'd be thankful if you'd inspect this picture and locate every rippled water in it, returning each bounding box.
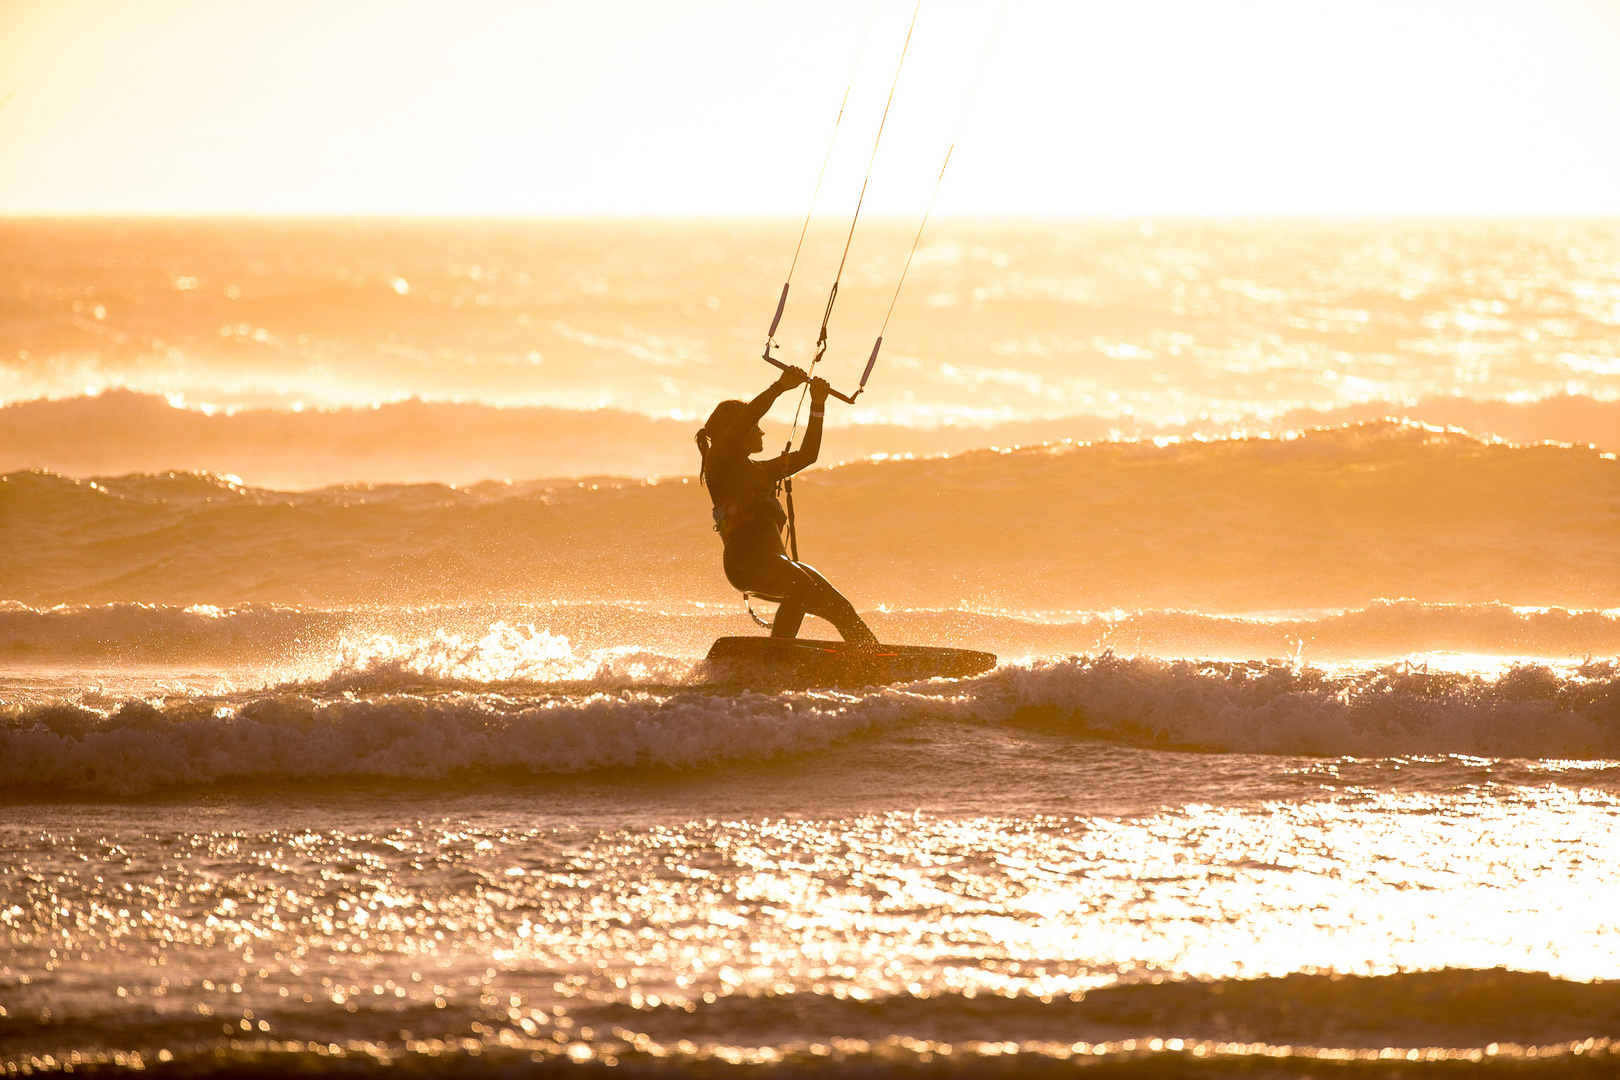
[6,735,1620,1075]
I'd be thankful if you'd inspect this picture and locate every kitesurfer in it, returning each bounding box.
[696,366,877,644]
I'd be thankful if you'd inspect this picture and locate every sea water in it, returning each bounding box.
[3,220,1620,1076]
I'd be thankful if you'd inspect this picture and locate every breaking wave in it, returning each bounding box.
[995,653,1620,759]
[0,686,878,796]
[3,653,1618,796]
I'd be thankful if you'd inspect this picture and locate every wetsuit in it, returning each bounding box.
[703,378,877,644]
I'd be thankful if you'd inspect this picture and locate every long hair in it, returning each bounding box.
[695,399,748,484]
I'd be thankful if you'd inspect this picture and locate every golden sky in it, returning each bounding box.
[1,0,1618,216]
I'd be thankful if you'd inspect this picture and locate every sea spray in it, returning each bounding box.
[5,599,1620,664]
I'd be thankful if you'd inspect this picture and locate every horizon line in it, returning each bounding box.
[5,211,1620,224]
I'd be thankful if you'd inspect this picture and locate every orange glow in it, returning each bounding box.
[5,6,1620,1075]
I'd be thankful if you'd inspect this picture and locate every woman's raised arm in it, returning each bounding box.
[708,367,808,461]
[764,377,830,480]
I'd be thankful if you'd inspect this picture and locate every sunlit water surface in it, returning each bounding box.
[5,727,1620,1073]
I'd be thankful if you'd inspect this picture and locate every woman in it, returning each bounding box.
[695,365,877,644]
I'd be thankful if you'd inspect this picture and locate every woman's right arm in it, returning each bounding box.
[708,367,808,459]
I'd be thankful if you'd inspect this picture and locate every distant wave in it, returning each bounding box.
[893,600,1620,663]
[1264,393,1620,455]
[3,600,1619,666]
[3,389,1619,490]
[0,391,700,488]
[5,653,1617,795]
[0,601,347,661]
[5,422,1619,612]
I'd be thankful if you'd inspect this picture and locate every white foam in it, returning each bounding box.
[0,688,909,795]
[968,654,1620,759]
[3,654,1618,795]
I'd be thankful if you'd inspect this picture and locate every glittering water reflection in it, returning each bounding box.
[5,773,1619,1070]
[7,221,1620,427]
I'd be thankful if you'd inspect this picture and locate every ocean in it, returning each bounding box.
[3,218,1620,1076]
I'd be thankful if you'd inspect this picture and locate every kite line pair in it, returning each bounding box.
[758,0,1009,561]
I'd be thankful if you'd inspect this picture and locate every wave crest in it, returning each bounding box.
[996,653,1620,758]
[4,654,1620,795]
[8,422,1620,613]
[0,686,897,796]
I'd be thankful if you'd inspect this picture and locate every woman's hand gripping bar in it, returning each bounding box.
[761,348,864,404]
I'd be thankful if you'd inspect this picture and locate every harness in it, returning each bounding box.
[710,494,786,544]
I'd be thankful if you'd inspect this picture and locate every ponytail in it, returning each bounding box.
[695,428,713,483]
[696,398,748,485]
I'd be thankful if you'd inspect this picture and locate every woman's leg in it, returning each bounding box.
[769,594,808,639]
[725,550,876,643]
[773,562,876,644]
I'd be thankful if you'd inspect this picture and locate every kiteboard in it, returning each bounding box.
[704,636,996,688]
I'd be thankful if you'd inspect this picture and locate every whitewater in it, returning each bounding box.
[3,607,1620,795]
[5,219,1620,1077]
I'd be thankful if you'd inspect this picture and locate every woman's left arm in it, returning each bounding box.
[763,378,831,479]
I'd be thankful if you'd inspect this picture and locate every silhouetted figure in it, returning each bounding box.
[696,366,877,644]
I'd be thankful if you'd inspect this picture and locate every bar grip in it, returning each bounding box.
[767,283,789,338]
[860,336,882,388]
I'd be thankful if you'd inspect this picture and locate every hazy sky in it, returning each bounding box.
[1,0,1618,216]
